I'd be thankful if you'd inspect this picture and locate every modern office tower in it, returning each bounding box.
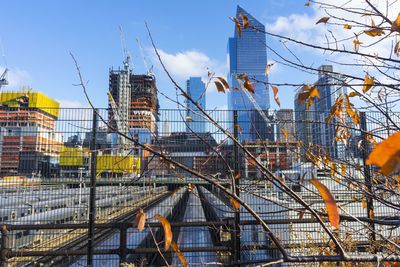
[276,109,296,142]
[227,5,270,141]
[294,91,314,151]
[185,77,206,133]
[0,90,61,177]
[312,65,348,159]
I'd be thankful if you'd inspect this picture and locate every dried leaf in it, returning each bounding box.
[362,74,374,93]
[239,13,249,29]
[229,196,240,210]
[341,164,346,176]
[343,23,352,30]
[231,17,242,37]
[365,20,384,36]
[348,91,360,97]
[297,85,320,104]
[395,41,400,57]
[171,242,188,267]
[216,77,230,89]
[281,128,289,139]
[234,172,241,179]
[397,175,400,192]
[214,81,225,93]
[366,131,400,175]
[310,179,340,230]
[353,38,363,52]
[316,17,330,24]
[243,79,255,93]
[265,62,275,76]
[135,208,146,232]
[271,85,281,107]
[362,199,367,209]
[391,12,400,32]
[185,115,192,121]
[154,214,173,251]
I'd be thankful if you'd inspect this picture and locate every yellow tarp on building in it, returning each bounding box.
[96,154,140,174]
[59,146,88,166]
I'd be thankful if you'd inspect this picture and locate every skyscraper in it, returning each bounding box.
[312,65,348,159]
[186,77,206,133]
[227,5,270,141]
[276,109,296,142]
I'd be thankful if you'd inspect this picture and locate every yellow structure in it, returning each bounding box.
[59,146,88,166]
[0,91,60,118]
[96,154,140,175]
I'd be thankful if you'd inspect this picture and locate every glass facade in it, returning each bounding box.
[227,6,270,141]
[186,77,206,133]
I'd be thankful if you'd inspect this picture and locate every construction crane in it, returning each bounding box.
[107,92,130,155]
[0,38,8,89]
[119,26,131,71]
[136,38,154,76]
[235,75,271,124]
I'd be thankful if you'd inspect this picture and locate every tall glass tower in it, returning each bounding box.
[228,5,271,141]
[186,77,206,133]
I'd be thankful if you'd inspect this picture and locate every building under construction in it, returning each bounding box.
[0,90,61,177]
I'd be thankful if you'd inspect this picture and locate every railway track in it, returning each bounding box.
[24,191,171,267]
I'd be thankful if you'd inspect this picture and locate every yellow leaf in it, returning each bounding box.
[185,115,192,121]
[281,128,289,139]
[234,172,241,179]
[397,175,400,192]
[362,74,374,93]
[353,38,363,52]
[391,12,400,32]
[309,86,320,98]
[365,28,384,37]
[154,214,173,251]
[216,77,230,89]
[310,179,340,230]
[214,81,225,93]
[229,196,240,210]
[171,242,188,267]
[231,17,242,37]
[239,13,249,29]
[362,199,367,209]
[271,85,280,107]
[341,164,346,176]
[244,79,255,93]
[264,62,274,76]
[366,131,400,175]
[369,209,374,218]
[343,23,352,29]
[348,91,360,97]
[135,208,146,232]
[316,17,330,24]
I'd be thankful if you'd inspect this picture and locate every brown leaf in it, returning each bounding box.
[239,13,249,29]
[366,131,400,175]
[216,77,230,89]
[348,91,360,97]
[365,28,384,37]
[231,17,242,37]
[281,128,289,139]
[234,172,241,179]
[243,79,255,93]
[395,41,400,57]
[229,196,240,210]
[271,85,281,107]
[171,242,188,267]
[214,81,225,93]
[154,214,173,251]
[265,63,275,76]
[135,208,146,232]
[362,199,367,209]
[316,17,330,24]
[391,12,400,32]
[343,23,352,30]
[362,74,374,93]
[353,38,363,52]
[310,179,340,230]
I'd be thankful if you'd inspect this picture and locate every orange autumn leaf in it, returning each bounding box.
[353,38,363,52]
[154,214,173,251]
[271,85,281,107]
[229,196,241,210]
[234,172,241,180]
[397,176,400,192]
[365,19,384,36]
[135,208,146,232]
[366,131,400,175]
[363,74,374,93]
[231,17,242,37]
[362,199,367,209]
[243,79,255,93]
[239,13,249,29]
[316,17,330,24]
[281,128,289,139]
[214,81,225,93]
[216,77,230,89]
[310,179,340,230]
[343,23,352,30]
[171,242,188,267]
[391,12,400,32]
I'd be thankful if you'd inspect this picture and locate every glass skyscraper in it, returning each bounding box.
[228,5,271,141]
[186,77,206,133]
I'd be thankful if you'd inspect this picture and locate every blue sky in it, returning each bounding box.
[1,1,322,110]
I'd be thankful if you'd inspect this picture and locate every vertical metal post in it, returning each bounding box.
[232,110,240,265]
[1,225,9,267]
[87,109,98,267]
[119,224,127,263]
[360,112,376,242]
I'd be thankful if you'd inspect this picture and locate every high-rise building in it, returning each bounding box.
[185,77,206,133]
[312,65,348,159]
[227,5,270,141]
[0,90,61,177]
[294,91,314,151]
[276,109,296,142]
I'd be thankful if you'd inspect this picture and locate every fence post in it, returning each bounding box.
[119,224,127,264]
[232,110,241,265]
[87,109,98,267]
[1,225,9,267]
[360,112,376,243]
